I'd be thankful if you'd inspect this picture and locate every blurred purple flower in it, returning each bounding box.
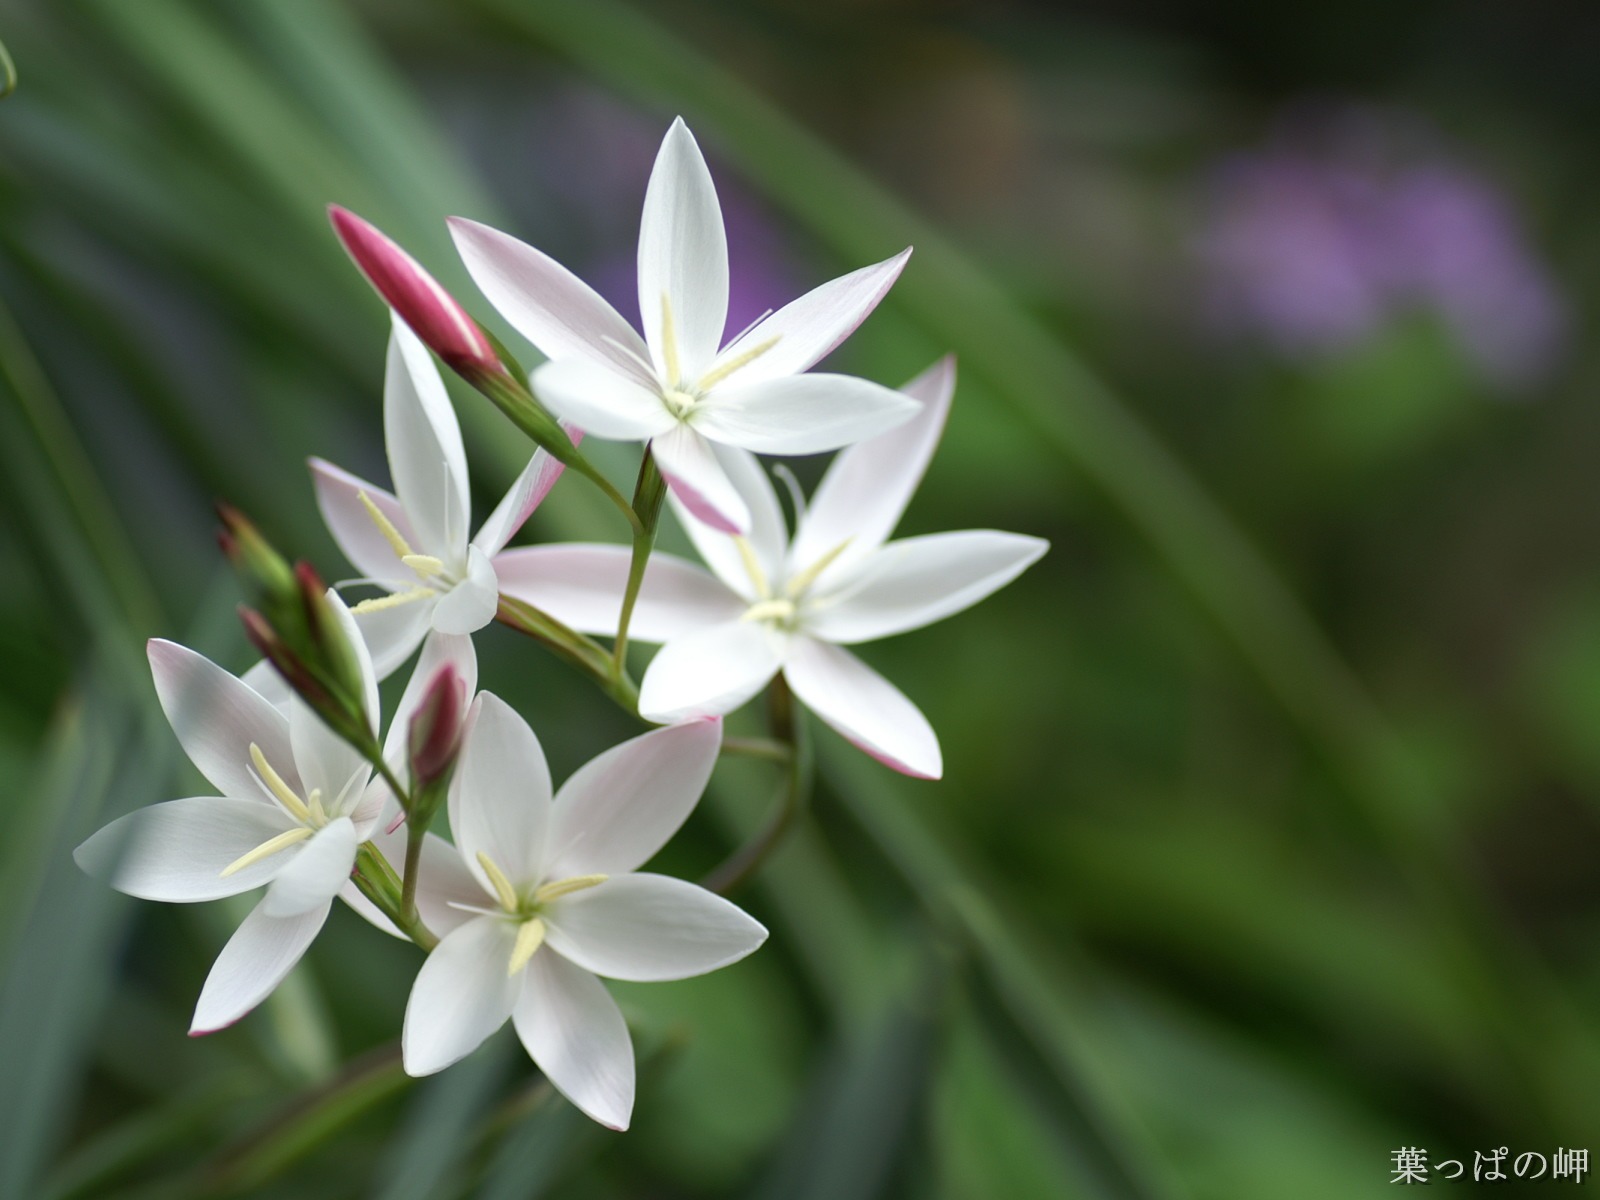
[1195,107,1566,390]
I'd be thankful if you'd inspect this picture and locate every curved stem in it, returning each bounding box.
[703,677,811,895]
[612,449,666,674]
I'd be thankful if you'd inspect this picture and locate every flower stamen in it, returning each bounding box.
[533,873,609,904]
[351,587,433,614]
[660,292,682,387]
[401,554,446,579]
[249,743,311,824]
[733,536,770,598]
[742,598,797,626]
[477,850,520,912]
[306,788,328,827]
[697,335,780,390]
[220,826,314,877]
[358,491,415,559]
[508,917,547,975]
[785,538,854,599]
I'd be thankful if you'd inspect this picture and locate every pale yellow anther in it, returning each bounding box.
[733,537,770,598]
[477,851,520,913]
[250,743,311,824]
[358,491,415,559]
[697,335,781,391]
[508,917,547,976]
[401,554,446,579]
[660,292,681,386]
[742,598,797,625]
[785,538,855,599]
[533,873,609,904]
[220,826,313,877]
[351,587,433,614]
[307,788,327,827]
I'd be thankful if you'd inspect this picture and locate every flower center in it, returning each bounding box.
[474,850,609,975]
[350,491,458,613]
[662,387,701,419]
[655,290,781,403]
[737,536,854,632]
[218,743,334,877]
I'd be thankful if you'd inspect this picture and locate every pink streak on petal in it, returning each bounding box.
[656,447,745,534]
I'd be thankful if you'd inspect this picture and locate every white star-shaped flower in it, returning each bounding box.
[449,118,918,535]
[399,696,765,1129]
[495,358,1048,779]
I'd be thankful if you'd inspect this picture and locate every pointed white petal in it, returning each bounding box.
[666,445,786,595]
[240,659,292,712]
[514,953,635,1130]
[386,319,471,556]
[261,817,358,918]
[448,216,656,387]
[494,544,741,641]
[531,358,676,441]
[807,531,1048,644]
[148,639,298,802]
[638,118,728,382]
[75,797,300,902]
[695,373,919,455]
[402,914,519,1075]
[783,638,941,779]
[352,597,435,683]
[431,545,499,635]
[708,248,911,387]
[308,459,418,587]
[340,879,402,938]
[544,873,767,982]
[473,447,568,558]
[546,719,722,878]
[289,695,368,813]
[449,693,552,890]
[652,424,751,536]
[791,356,954,580]
[190,898,330,1034]
[637,622,786,722]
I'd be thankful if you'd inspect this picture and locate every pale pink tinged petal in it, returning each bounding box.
[636,622,785,723]
[431,545,499,635]
[791,356,955,580]
[288,695,368,817]
[473,445,569,558]
[74,798,299,902]
[386,319,472,556]
[783,638,942,779]
[352,598,434,684]
[711,248,912,386]
[240,659,292,713]
[448,217,655,388]
[449,693,552,889]
[531,358,676,442]
[402,915,520,1075]
[667,445,787,595]
[638,118,728,382]
[148,639,298,802]
[308,459,417,586]
[382,631,479,768]
[494,545,740,641]
[261,817,358,918]
[653,424,750,538]
[694,373,919,455]
[806,531,1049,644]
[544,873,767,982]
[191,898,331,1034]
[514,953,635,1130]
[546,719,722,878]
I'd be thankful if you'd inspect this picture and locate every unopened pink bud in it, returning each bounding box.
[328,205,504,377]
[407,663,467,789]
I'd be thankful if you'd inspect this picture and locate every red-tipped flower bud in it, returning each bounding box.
[239,605,332,711]
[295,563,369,718]
[328,205,504,378]
[407,663,467,791]
[217,502,295,601]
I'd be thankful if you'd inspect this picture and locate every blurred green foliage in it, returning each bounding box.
[2,1,1599,1196]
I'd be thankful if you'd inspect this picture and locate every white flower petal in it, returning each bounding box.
[339,878,402,939]
[694,373,918,455]
[531,358,676,442]
[190,898,330,1034]
[289,695,368,814]
[240,659,292,712]
[637,622,786,722]
[783,638,941,779]
[308,459,418,588]
[473,447,567,558]
[544,873,767,982]
[431,544,499,635]
[148,640,298,802]
[546,719,722,878]
[710,248,911,387]
[638,118,728,383]
[261,817,358,918]
[806,531,1048,644]
[514,952,635,1130]
[386,319,471,556]
[352,597,435,683]
[402,914,519,1075]
[790,356,954,581]
[74,797,299,902]
[449,693,552,890]
[494,544,741,641]
[652,424,751,537]
[666,445,787,595]
[448,216,656,388]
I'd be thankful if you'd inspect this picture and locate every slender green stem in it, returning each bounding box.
[721,735,792,763]
[703,676,811,894]
[612,449,666,674]
[0,37,16,99]
[400,824,426,922]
